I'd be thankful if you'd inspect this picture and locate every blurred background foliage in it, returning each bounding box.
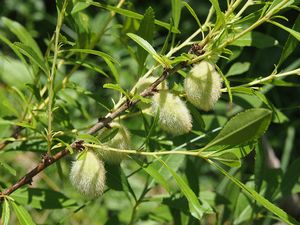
[0,0,300,224]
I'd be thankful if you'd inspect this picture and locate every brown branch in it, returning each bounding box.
[0,63,184,198]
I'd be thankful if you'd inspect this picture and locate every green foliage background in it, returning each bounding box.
[0,0,300,224]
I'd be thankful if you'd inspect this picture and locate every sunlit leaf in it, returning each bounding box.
[204,108,272,149]
[13,42,48,75]
[127,33,168,67]
[1,199,10,225]
[11,202,36,225]
[90,2,180,33]
[183,2,201,27]
[226,62,251,77]
[171,0,182,29]
[1,17,43,59]
[0,160,16,176]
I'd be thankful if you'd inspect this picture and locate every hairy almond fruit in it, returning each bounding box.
[70,151,106,199]
[96,122,130,164]
[184,61,222,111]
[151,90,192,135]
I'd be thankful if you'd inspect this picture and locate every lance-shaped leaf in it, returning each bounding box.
[1,199,10,225]
[14,42,48,75]
[269,20,300,42]
[127,33,169,67]
[278,15,300,66]
[203,108,272,150]
[1,17,43,59]
[89,2,180,33]
[137,7,155,74]
[157,157,213,219]
[209,0,225,30]
[11,202,36,225]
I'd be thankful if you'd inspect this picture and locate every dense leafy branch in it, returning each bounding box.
[1,1,300,224]
[0,62,184,198]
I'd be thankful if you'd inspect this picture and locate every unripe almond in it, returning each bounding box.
[135,76,168,109]
[135,76,168,93]
[70,151,106,199]
[96,122,130,164]
[151,90,192,135]
[184,61,222,111]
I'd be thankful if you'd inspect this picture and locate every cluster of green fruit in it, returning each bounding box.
[69,60,222,198]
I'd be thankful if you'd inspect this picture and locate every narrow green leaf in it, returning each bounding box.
[127,33,168,66]
[71,2,91,14]
[77,133,100,144]
[269,20,300,41]
[212,151,241,167]
[272,79,300,87]
[103,58,120,83]
[0,35,29,70]
[278,15,300,66]
[1,199,10,225]
[134,159,171,193]
[68,60,109,78]
[226,62,251,77]
[137,7,155,73]
[0,118,16,125]
[14,121,36,130]
[171,0,182,29]
[160,21,173,55]
[64,49,118,64]
[90,2,180,33]
[157,157,212,219]
[267,0,294,14]
[208,0,224,29]
[13,42,48,75]
[0,160,17,176]
[11,86,28,106]
[209,160,300,225]
[1,17,43,59]
[11,202,36,225]
[55,138,74,154]
[208,145,254,167]
[204,108,272,149]
[103,83,130,98]
[183,2,201,27]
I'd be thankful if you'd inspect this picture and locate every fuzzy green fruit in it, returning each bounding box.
[151,90,192,135]
[184,61,222,111]
[97,122,130,164]
[70,151,106,199]
[135,76,168,93]
[135,76,168,109]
